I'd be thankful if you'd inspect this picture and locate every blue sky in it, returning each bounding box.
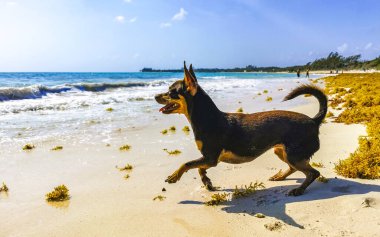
[0,0,379,72]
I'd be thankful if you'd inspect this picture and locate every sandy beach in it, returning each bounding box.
[1,79,379,237]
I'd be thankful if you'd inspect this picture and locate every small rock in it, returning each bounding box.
[162,188,166,192]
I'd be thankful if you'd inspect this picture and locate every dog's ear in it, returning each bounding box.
[189,64,197,81]
[183,61,197,96]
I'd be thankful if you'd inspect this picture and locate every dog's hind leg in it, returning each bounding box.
[269,144,296,181]
[198,168,215,191]
[287,159,320,196]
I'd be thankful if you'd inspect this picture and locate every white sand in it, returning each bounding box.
[1,93,379,237]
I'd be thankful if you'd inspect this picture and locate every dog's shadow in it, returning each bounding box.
[179,178,380,228]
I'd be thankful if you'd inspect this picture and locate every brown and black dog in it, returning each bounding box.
[155,62,327,196]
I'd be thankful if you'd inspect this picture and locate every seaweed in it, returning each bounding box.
[119,144,131,151]
[263,90,268,94]
[182,126,190,133]
[254,213,266,218]
[326,111,334,118]
[265,221,283,231]
[169,126,176,132]
[46,185,70,202]
[161,129,168,135]
[22,144,35,150]
[0,182,8,192]
[51,146,63,151]
[311,162,324,168]
[124,174,130,179]
[236,107,244,113]
[119,164,133,171]
[266,97,273,102]
[153,195,166,201]
[232,181,265,199]
[317,176,329,183]
[324,73,380,179]
[204,192,229,206]
[163,149,181,155]
[106,107,114,112]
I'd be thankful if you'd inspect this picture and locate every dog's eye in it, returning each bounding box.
[169,91,180,99]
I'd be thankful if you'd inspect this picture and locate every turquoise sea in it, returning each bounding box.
[0,72,322,147]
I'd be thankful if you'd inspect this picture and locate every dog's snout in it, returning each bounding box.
[155,93,167,104]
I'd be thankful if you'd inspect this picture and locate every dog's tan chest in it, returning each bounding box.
[218,150,256,164]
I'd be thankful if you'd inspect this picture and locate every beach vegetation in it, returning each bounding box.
[317,176,329,183]
[153,195,166,201]
[51,146,63,151]
[182,126,190,133]
[205,192,229,206]
[232,181,265,199]
[124,174,130,179]
[46,185,70,202]
[324,73,380,179]
[311,162,324,168]
[22,144,35,150]
[169,126,176,132]
[266,97,273,102]
[257,93,262,96]
[163,149,181,155]
[106,107,114,112]
[161,129,168,135]
[236,107,243,113]
[326,111,334,118]
[119,144,131,151]
[0,182,9,192]
[263,90,268,94]
[119,164,133,171]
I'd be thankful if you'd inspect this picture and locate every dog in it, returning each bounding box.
[155,62,327,196]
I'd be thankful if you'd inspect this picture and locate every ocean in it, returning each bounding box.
[0,72,322,148]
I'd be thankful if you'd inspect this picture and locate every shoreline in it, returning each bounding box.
[1,78,380,237]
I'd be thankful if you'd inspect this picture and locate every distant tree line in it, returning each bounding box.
[141,52,380,73]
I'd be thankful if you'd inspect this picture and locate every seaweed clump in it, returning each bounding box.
[51,146,63,151]
[317,176,329,183]
[163,149,181,155]
[153,195,166,201]
[0,182,9,192]
[236,107,244,113]
[324,73,380,179]
[106,107,114,112]
[232,181,265,199]
[205,192,229,206]
[266,97,273,102]
[311,162,324,168]
[182,126,190,133]
[46,185,70,202]
[119,164,133,171]
[169,126,176,132]
[119,144,131,151]
[161,129,168,135]
[22,144,35,150]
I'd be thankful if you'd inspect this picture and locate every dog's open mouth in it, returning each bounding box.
[159,102,179,114]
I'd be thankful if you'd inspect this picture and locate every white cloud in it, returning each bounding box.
[115,15,125,23]
[364,42,373,50]
[337,43,348,53]
[129,17,137,23]
[172,8,188,21]
[160,22,172,28]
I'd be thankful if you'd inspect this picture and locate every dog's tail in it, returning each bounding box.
[283,84,328,126]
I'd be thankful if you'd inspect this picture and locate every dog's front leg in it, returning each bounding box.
[165,156,217,184]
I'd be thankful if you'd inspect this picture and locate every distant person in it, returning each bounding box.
[306,69,310,78]
[297,69,301,77]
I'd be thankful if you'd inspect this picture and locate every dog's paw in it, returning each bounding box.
[288,187,305,196]
[269,170,286,181]
[205,182,216,191]
[165,171,181,183]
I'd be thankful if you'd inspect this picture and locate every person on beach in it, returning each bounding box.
[306,69,310,78]
[297,69,301,77]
